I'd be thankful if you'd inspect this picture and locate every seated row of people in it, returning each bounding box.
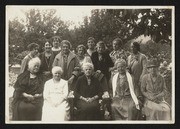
[12,57,171,121]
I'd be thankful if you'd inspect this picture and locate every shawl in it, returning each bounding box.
[112,71,140,110]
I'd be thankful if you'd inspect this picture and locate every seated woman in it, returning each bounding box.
[12,57,44,121]
[141,59,171,120]
[74,63,102,120]
[42,66,70,122]
[111,59,140,120]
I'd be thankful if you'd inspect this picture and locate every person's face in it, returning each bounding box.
[29,62,40,74]
[87,40,95,49]
[117,62,126,74]
[113,40,120,51]
[148,67,158,75]
[84,66,93,77]
[53,70,62,81]
[97,45,105,54]
[131,44,138,54]
[78,47,85,56]
[31,47,39,56]
[62,43,70,54]
[45,42,52,52]
[53,38,59,48]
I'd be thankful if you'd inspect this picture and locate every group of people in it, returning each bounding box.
[11,36,171,122]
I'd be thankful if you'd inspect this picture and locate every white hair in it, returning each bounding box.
[28,57,41,70]
[52,66,63,75]
[82,62,94,71]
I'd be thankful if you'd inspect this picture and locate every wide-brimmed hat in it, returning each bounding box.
[146,59,158,68]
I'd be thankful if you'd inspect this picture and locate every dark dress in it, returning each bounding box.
[74,75,102,120]
[39,52,55,81]
[12,71,44,120]
[91,51,114,81]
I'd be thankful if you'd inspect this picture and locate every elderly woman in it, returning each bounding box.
[51,36,61,56]
[127,42,147,97]
[87,37,96,57]
[12,57,44,120]
[42,66,70,122]
[53,40,80,91]
[39,42,55,81]
[20,43,39,74]
[141,59,171,120]
[111,59,140,120]
[74,63,102,120]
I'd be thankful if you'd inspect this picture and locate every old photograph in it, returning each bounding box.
[5,5,175,124]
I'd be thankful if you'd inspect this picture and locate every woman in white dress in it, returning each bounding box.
[42,66,70,122]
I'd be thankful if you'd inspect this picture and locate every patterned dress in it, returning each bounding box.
[141,74,171,120]
[111,74,136,120]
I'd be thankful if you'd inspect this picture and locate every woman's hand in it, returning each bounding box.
[102,91,110,99]
[26,94,34,101]
[68,91,74,98]
[23,93,34,101]
[80,96,88,102]
[135,104,140,110]
[148,94,156,101]
[34,93,42,98]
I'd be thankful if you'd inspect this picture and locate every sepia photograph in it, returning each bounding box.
[5,5,175,124]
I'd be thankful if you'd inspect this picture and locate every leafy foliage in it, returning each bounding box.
[9,8,172,65]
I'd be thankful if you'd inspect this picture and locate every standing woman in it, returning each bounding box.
[39,41,55,81]
[127,42,147,97]
[20,43,39,74]
[141,59,171,120]
[109,38,127,63]
[42,66,70,122]
[91,41,114,82]
[51,36,61,56]
[87,37,96,57]
[53,40,80,92]
[74,63,102,120]
[12,57,44,120]
[76,44,92,68]
[109,38,128,82]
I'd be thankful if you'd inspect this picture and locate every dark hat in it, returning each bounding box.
[146,59,158,68]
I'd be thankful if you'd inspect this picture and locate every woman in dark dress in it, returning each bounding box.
[74,62,102,120]
[39,41,55,81]
[91,41,114,82]
[12,57,44,121]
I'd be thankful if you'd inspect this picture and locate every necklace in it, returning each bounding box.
[45,53,51,69]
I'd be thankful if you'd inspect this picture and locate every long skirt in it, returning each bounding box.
[14,100,42,120]
[111,96,138,120]
[76,100,101,120]
[42,101,70,122]
[144,100,171,120]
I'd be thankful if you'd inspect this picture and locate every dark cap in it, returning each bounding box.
[146,59,158,68]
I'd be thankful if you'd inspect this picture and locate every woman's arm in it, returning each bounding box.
[140,55,147,82]
[20,57,28,74]
[43,82,51,102]
[141,75,155,101]
[154,76,167,99]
